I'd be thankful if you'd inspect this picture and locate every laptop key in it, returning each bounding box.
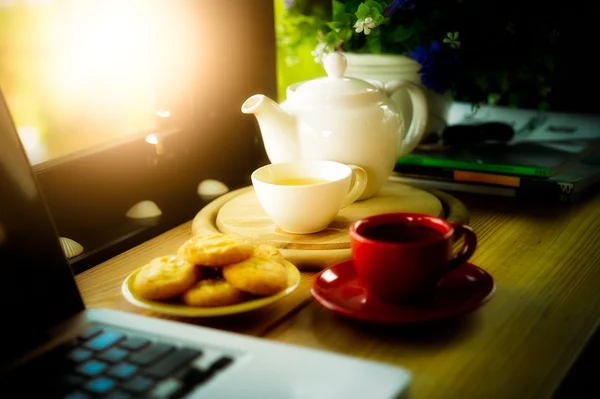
[78,326,103,341]
[144,347,201,379]
[122,375,156,394]
[84,330,125,351]
[119,336,151,351]
[84,376,117,395]
[67,348,94,363]
[76,360,109,377]
[98,347,129,363]
[129,343,174,366]
[107,363,139,380]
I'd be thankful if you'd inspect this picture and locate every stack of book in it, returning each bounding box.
[393,103,600,202]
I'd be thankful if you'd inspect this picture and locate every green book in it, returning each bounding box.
[397,142,590,177]
[399,140,600,178]
[398,148,557,177]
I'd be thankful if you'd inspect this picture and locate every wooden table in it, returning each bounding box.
[75,187,600,398]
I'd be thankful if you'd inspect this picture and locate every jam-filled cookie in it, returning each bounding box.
[182,279,245,307]
[222,254,288,296]
[177,233,254,267]
[133,255,199,301]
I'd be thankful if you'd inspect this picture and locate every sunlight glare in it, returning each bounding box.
[145,133,159,145]
[17,126,41,150]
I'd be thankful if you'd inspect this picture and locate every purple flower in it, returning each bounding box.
[408,41,459,94]
[383,0,415,17]
[284,0,294,9]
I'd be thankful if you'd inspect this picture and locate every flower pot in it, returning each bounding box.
[343,53,451,136]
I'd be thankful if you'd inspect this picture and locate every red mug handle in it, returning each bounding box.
[449,224,477,269]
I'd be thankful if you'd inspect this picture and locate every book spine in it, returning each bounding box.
[395,164,522,187]
[397,155,550,177]
[390,173,580,203]
[454,170,521,187]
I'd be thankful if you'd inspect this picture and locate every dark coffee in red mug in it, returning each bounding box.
[349,213,477,304]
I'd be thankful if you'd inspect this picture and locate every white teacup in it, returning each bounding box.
[251,160,368,234]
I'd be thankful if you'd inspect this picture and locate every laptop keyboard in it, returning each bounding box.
[15,324,235,399]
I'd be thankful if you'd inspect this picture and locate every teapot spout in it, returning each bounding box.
[241,94,300,164]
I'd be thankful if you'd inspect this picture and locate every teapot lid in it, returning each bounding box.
[291,53,380,98]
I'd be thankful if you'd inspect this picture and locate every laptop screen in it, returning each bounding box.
[0,90,84,363]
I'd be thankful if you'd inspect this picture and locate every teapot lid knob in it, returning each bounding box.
[292,51,375,97]
[323,52,347,79]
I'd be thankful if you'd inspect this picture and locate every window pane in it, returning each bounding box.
[1,0,276,273]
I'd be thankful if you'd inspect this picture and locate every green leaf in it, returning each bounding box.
[487,93,501,105]
[371,8,381,19]
[325,31,341,47]
[364,0,385,12]
[366,34,382,54]
[391,25,413,43]
[327,21,346,30]
[332,0,346,17]
[339,27,353,42]
[356,3,371,20]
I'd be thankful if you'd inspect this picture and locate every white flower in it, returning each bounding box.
[311,41,329,64]
[443,32,461,49]
[354,17,376,35]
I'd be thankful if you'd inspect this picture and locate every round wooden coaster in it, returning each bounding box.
[192,182,469,270]
[218,183,442,249]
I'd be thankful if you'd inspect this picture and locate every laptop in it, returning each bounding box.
[0,89,411,398]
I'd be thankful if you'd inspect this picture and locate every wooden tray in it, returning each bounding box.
[192,182,469,270]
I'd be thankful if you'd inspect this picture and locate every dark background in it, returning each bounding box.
[452,0,600,113]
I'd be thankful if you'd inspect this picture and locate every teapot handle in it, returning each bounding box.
[384,80,428,157]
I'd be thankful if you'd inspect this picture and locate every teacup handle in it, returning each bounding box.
[449,224,478,269]
[340,165,368,208]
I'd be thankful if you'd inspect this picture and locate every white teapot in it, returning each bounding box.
[241,52,428,200]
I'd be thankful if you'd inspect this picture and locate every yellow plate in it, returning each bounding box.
[121,260,301,317]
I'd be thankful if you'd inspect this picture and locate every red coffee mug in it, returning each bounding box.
[349,213,477,304]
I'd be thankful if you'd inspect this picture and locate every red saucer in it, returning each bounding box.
[311,260,495,324]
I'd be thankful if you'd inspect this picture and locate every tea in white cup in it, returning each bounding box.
[251,160,368,234]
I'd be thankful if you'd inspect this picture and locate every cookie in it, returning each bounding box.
[254,244,286,266]
[133,255,199,301]
[182,279,245,307]
[222,254,288,296]
[177,233,254,267]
